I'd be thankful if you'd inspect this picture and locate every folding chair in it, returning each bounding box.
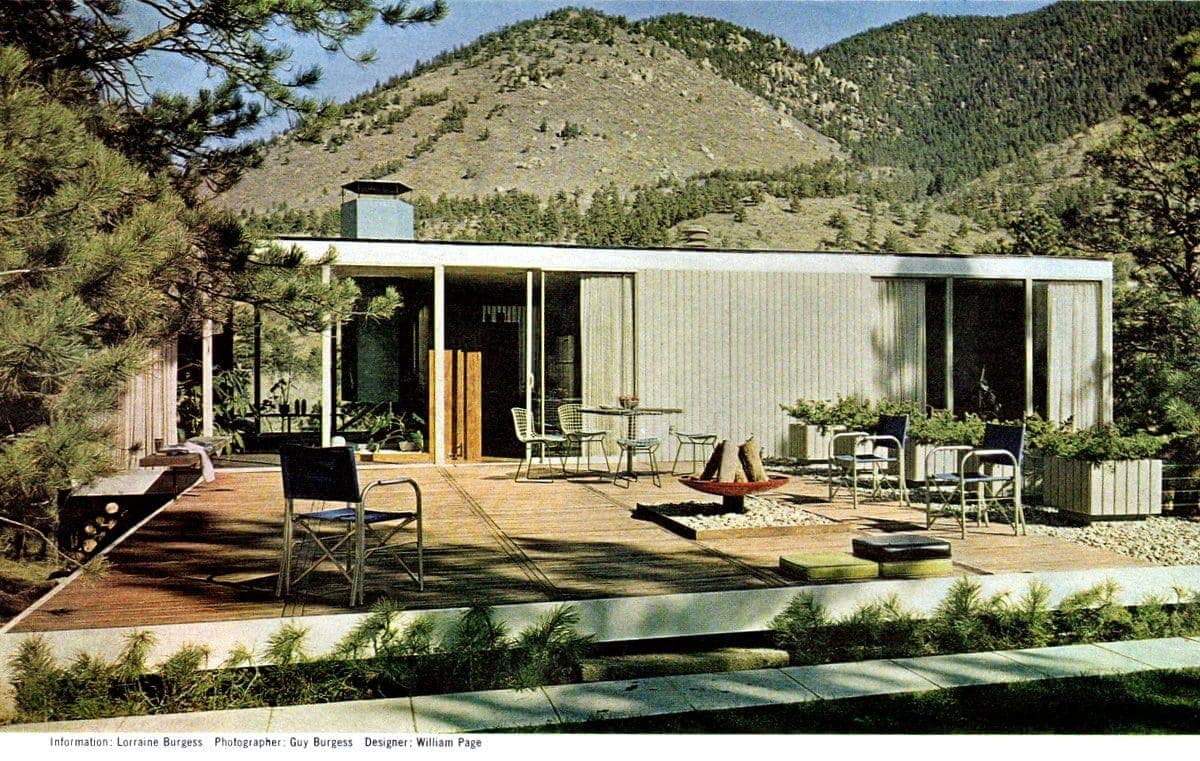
[277,444,423,607]
[558,403,611,476]
[827,414,909,508]
[511,407,567,481]
[925,423,1025,538]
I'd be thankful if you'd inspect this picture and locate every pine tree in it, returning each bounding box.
[0,0,448,201]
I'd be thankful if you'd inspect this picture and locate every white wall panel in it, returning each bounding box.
[634,271,880,456]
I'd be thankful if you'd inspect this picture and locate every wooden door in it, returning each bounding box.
[429,350,482,460]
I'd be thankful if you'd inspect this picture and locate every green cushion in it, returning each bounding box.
[779,552,879,582]
[878,557,954,579]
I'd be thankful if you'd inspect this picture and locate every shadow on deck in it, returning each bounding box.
[9,463,1149,634]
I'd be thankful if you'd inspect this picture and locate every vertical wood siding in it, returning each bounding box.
[1047,281,1101,427]
[113,342,178,469]
[633,271,895,456]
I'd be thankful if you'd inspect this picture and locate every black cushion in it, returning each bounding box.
[852,534,952,562]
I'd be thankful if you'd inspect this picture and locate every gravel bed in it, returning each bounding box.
[649,496,836,531]
[1025,510,1200,567]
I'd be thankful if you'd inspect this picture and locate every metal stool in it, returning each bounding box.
[669,426,717,474]
[615,437,661,487]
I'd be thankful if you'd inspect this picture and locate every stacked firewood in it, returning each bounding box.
[697,436,768,483]
[71,501,122,560]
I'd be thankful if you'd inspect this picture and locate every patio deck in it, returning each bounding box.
[10,463,1149,635]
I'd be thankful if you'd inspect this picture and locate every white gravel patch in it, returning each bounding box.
[1026,512,1200,566]
[648,496,836,531]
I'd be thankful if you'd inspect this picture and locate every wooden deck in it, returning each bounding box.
[11,464,1150,634]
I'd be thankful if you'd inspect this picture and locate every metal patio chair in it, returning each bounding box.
[614,435,662,487]
[511,407,568,481]
[925,423,1026,538]
[277,444,423,607]
[558,403,611,476]
[669,425,718,475]
[827,414,909,508]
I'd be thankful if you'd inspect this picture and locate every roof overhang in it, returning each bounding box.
[276,237,1112,282]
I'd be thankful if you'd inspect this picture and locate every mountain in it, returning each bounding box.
[221,3,1200,250]
[220,9,841,217]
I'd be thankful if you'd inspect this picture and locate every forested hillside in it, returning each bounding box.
[643,1,1200,191]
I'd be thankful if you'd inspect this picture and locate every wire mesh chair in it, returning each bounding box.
[925,423,1026,538]
[827,414,909,508]
[614,435,662,487]
[511,407,567,481]
[669,425,718,475]
[277,444,423,607]
[557,403,611,475]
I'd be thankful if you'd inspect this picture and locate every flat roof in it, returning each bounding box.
[278,236,1112,282]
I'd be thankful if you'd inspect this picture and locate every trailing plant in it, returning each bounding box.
[908,409,986,446]
[1030,422,1165,462]
[781,397,924,435]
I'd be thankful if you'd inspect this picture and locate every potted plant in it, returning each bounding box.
[905,410,985,483]
[780,396,876,462]
[1035,424,1165,519]
[396,413,426,452]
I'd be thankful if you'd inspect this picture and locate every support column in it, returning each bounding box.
[321,265,333,447]
[433,265,446,465]
[201,318,214,437]
[525,270,534,422]
[1024,278,1034,417]
[944,277,954,412]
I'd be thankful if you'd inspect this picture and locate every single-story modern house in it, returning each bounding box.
[116,181,1113,467]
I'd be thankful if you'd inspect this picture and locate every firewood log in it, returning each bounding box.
[739,436,767,482]
[718,439,746,482]
[699,442,724,480]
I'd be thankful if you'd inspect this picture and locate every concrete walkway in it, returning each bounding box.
[7,635,1200,733]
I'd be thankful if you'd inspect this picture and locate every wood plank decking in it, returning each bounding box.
[11,464,1149,634]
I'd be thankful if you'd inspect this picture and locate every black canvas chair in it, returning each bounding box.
[925,423,1025,538]
[827,414,909,508]
[277,444,423,607]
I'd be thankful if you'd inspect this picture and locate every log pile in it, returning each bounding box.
[67,500,123,561]
[698,435,768,483]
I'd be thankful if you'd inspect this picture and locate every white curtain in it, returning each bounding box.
[581,274,634,451]
[1046,281,1101,427]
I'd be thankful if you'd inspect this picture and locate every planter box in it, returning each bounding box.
[1042,455,1162,520]
[904,441,964,483]
[787,423,854,462]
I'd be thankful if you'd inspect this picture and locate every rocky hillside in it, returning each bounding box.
[221,9,841,216]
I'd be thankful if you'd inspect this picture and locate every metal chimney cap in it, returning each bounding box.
[341,179,413,197]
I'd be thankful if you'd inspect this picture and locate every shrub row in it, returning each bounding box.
[771,578,1200,665]
[7,603,590,724]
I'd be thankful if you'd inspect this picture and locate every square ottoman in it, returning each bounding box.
[877,557,954,579]
[851,533,952,562]
[779,552,879,582]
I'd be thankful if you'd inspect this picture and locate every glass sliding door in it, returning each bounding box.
[951,279,1027,421]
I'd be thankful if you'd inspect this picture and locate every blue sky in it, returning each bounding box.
[136,0,1054,136]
